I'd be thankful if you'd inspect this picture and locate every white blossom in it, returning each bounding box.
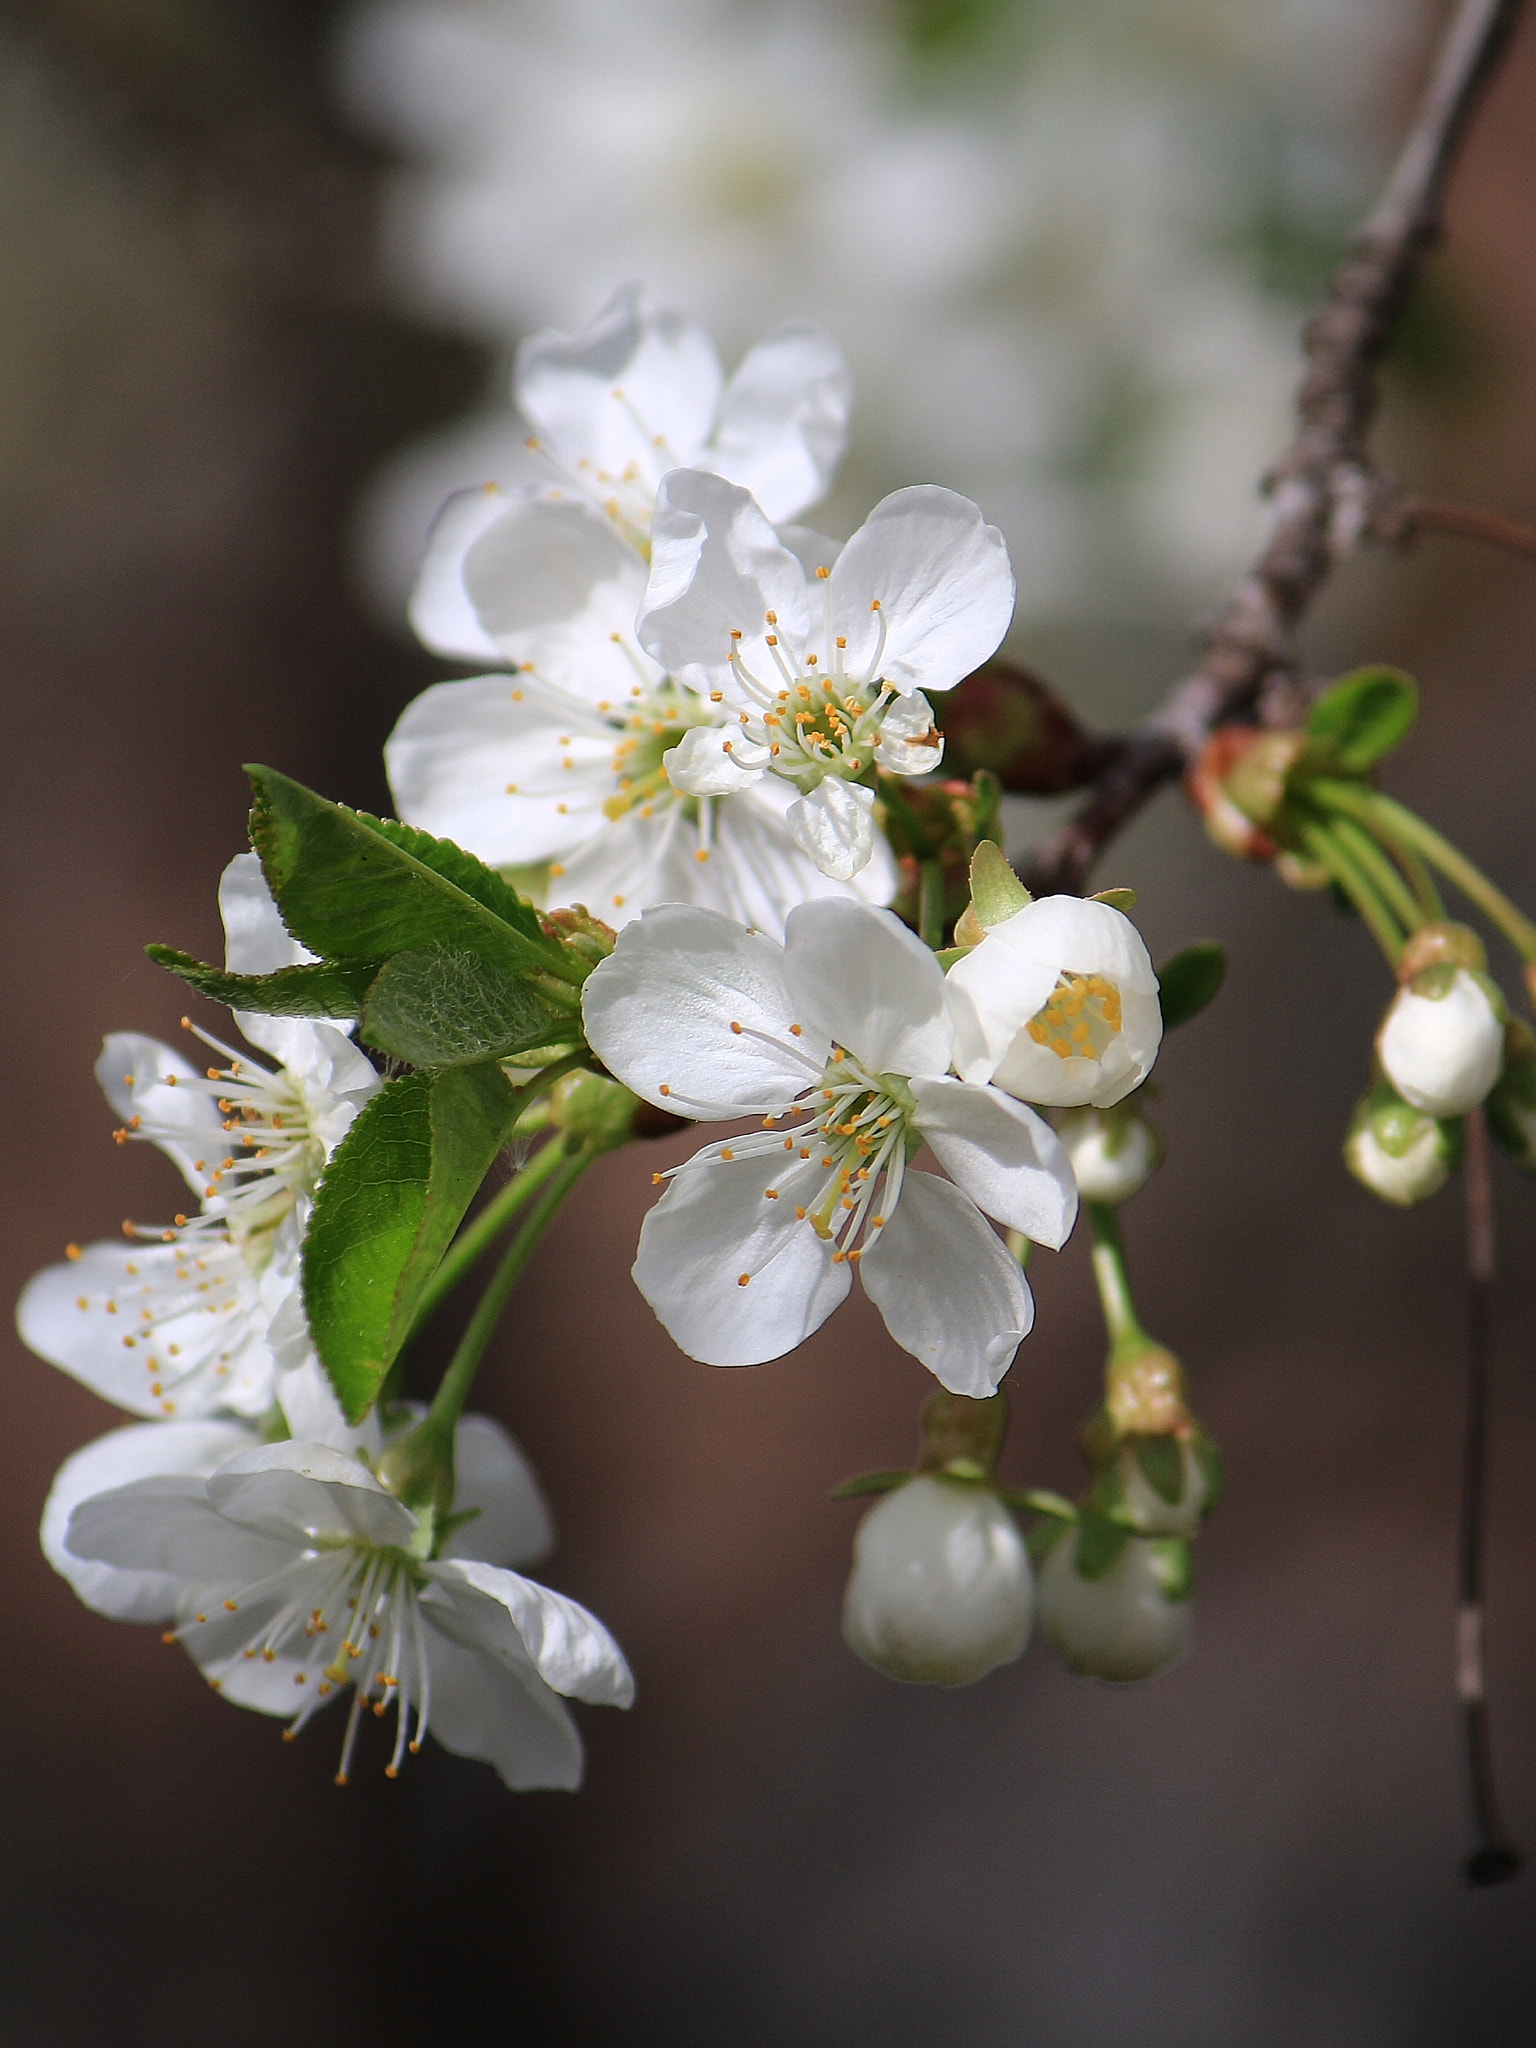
[386,291,898,937]
[842,1476,1031,1686]
[16,859,379,1419]
[1376,966,1504,1120]
[1055,1103,1161,1205]
[947,895,1162,1110]
[1037,1529,1191,1683]
[637,469,1013,880]
[582,898,1077,1396]
[56,1388,629,1792]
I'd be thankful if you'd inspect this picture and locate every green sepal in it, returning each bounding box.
[1131,1431,1186,1507]
[996,1486,1077,1520]
[301,1062,526,1423]
[829,1469,913,1500]
[1156,941,1226,1029]
[144,948,383,1019]
[1145,1536,1196,1603]
[361,945,571,1068]
[1071,1510,1134,1581]
[1305,665,1418,774]
[968,838,1032,927]
[1090,887,1137,912]
[246,766,566,984]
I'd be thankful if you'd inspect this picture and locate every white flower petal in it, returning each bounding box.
[782,900,953,1077]
[775,525,845,580]
[708,320,851,523]
[638,468,809,695]
[427,1557,635,1707]
[987,895,1160,994]
[17,1237,277,1419]
[910,1076,1078,1246]
[516,282,722,483]
[633,1150,850,1366]
[830,486,1014,695]
[582,903,825,1115]
[42,1419,257,1621]
[96,1032,223,1196]
[872,690,945,776]
[442,1413,554,1569]
[858,1171,1033,1395]
[1378,970,1504,1118]
[462,495,660,700]
[409,482,521,661]
[663,722,769,797]
[219,853,312,976]
[65,1474,295,1587]
[785,778,876,882]
[206,1441,418,1550]
[386,671,615,866]
[420,1606,585,1791]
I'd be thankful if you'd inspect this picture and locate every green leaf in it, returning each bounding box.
[967,838,1032,927]
[360,945,573,1067]
[1157,941,1226,1029]
[1071,1510,1133,1581]
[1306,665,1418,774]
[996,1486,1078,1520]
[1131,1432,1186,1507]
[828,1469,913,1500]
[302,1063,524,1422]
[145,947,382,1019]
[246,766,560,981]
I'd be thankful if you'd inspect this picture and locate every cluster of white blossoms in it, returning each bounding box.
[19,859,633,1791]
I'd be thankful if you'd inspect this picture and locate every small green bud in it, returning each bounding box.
[1344,1079,1460,1206]
[1037,1526,1192,1683]
[1056,1102,1162,1206]
[1223,730,1310,828]
[547,1069,644,1152]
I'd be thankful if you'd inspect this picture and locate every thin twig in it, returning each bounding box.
[1023,0,1528,895]
[1383,496,1536,565]
[1457,1109,1523,1886]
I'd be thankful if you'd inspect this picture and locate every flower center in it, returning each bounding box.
[600,681,712,823]
[1026,973,1124,1062]
[168,1534,434,1784]
[720,601,899,794]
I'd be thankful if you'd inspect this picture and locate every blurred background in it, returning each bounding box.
[2,0,1535,2040]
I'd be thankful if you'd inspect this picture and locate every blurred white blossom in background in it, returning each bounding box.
[338,0,1408,638]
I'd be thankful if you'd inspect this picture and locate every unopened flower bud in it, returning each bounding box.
[1056,1103,1161,1205]
[1487,1022,1536,1173]
[1377,962,1505,1118]
[842,1476,1031,1686]
[1101,1433,1213,1537]
[1187,727,1281,861]
[1344,1079,1459,1206]
[547,1069,645,1152]
[1037,1524,1191,1683]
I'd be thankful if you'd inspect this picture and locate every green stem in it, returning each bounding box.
[406,1134,572,1339]
[1328,813,1423,933]
[1297,815,1404,967]
[918,858,946,951]
[1394,839,1447,924]
[1314,781,1536,962]
[420,1142,596,1452]
[1086,1201,1147,1354]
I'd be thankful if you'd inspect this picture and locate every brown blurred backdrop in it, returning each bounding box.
[1,3,1534,2042]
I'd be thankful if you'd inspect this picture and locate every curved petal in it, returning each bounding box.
[17,1237,277,1419]
[421,1608,585,1791]
[718,781,897,936]
[830,487,1014,695]
[65,1474,295,1586]
[946,943,1062,1085]
[910,1077,1078,1247]
[638,468,809,696]
[663,722,770,797]
[409,482,522,661]
[516,283,721,483]
[858,1172,1033,1396]
[273,1352,382,1458]
[776,526,844,580]
[708,320,851,523]
[42,1419,258,1621]
[444,1413,555,1569]
[785,778,876,882]
[219,853,311,976]
[462,496,661,702]
[96,1032,223,1196]
[782,900,953,1077]
[987,896,1160,996]
[206,1441,418,1550]
[582,904,824,1115]
[633,1150,850,1366]
[872,691,945,777]
[426,1557,634,1707]
[386,672,616,867]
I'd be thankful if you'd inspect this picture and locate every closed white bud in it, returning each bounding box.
[1056,1103,1161,1205]
[1037,1527,1190,1683]
[1344,1081,1458,1206]
[842,1476,1032,1686]
[1377,965,1504,1119]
